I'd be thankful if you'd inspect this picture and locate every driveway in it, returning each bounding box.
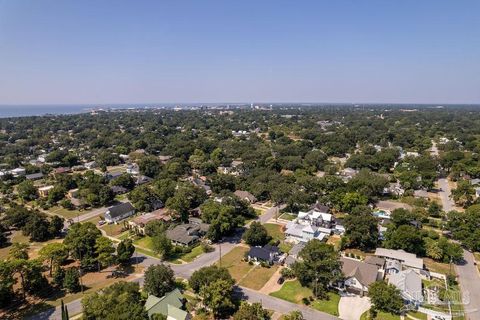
[338,295,370,320]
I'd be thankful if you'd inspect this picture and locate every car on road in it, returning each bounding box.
[277,276,285,285]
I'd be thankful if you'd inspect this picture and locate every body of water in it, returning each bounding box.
[0,105,90,118]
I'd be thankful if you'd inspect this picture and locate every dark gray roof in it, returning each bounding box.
[309,202,330,213]
[105,171,123,180]
[248,245,279,261]
[136,175,153,185]
[248,247,271,261]
[166,225,200,245]
[26,172,44,180]
[110,185,128,194]
[106,202,135,218]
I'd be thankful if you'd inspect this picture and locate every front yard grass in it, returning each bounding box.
[216,246,253,282]
[408,311,428,320]
[360,310,400,320]
[134,236,204,263]
[101,222,125,237]
[270,280,339,316]
[177,245,203,262]
[239,265,279,290]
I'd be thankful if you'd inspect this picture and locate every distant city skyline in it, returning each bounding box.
[0,0,479,105]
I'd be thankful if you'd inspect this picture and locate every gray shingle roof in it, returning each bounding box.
[106,202,135,219]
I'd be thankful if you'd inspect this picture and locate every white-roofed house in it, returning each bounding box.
[285,222,328,243]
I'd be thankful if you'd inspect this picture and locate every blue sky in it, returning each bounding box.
[0,0,479,104]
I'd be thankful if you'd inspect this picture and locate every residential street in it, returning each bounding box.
[437,178,480,319]
[437,178,455,213]
[456,250,480,319]
[30,210,339,320]
[258,204,286,223]
[238,286,339,320]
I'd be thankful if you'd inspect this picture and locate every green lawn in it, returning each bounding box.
[239,265,279,290]
[270,280,339,316]
[101,223,125,237]
[264,223,292,253]
[216,246,253,282]
[279,241,293,253]
[279,213,296,221]
[264,223,285,241]
[408,311,428,320]
[360,310,400,320]
[47,206,85,219]
[0,231,30,259]
[134,236,154,250]
[134,236,204,263]
[311,292,340,316]
[177,245,203,262]
[424,258,455,275]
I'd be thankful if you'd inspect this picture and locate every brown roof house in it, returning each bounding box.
[129,208,172,235]
[234,190,257,203]
[340,257,380,295]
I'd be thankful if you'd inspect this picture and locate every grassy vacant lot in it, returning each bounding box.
[264,223,293,253]
[326,235,342,251]
[279,212,296,221]
[239,265,279,290]
[424,258,455,275]
[0,231,30,259]
[47,206,85,219]
[216,246,253,282]
[264,223,285,241]
[0,231,63,260]
[270,280,339,316]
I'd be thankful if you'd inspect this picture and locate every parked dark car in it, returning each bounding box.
[277,277,285,285]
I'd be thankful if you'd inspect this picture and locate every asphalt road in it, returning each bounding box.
[238,286,339,320]
[437,178,480,319]
[456,250,480,319]
[437,178,455,213]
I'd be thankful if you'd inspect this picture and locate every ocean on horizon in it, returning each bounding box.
[0,105,90,118]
